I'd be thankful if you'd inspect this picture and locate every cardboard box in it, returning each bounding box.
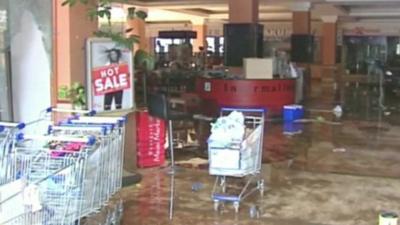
[244,58,274,79]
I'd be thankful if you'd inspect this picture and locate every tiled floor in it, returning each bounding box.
[107,85,400,224]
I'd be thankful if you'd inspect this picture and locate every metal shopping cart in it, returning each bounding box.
[1,108,126,225]
[0,122,26,185]
[208,108,265,213]
[66,115,126,193]
[0,134,98,225]
[49,116,126,207]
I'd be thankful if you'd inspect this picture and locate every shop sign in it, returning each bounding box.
[264,27,292,41]
[343,26,381,36]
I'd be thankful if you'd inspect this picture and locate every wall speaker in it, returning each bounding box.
[224,23,264,67]
[291,34,314,63]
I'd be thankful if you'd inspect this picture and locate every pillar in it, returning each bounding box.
[229,0,259,23]
[227,0,259,75]
[293,12,311,34]
[126,7,148,53]
[291,3,311,35]
[321,16,338,66]
[192,23,207,53]
[54,0,98,92]
[291,3,312,98]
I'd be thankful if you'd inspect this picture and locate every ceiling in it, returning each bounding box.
[115,0,400,23]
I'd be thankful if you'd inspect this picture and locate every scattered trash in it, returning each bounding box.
[316,116,326,123]
[332,148,347,153]
[191,182,204,192]
[333,105,343,118]
[379,211,398,225]
[384,111,391,116]
[309,105,343,119]
[294,118,341,125]
[249,205,261,219]
[176,157,208,168]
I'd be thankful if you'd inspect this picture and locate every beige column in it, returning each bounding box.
[321,16,338,66]
[54,0,98,91]
[291,3,311,35]
[125,7,148,53]
[192,24,207,53]
[229,0,259,23]
[228,0,259,75]
[291,3,312,98]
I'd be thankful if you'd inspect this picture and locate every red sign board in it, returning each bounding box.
[92,64,131,96]
[196,77,295,115]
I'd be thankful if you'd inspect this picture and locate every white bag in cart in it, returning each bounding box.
[208,111,245,147]
[0,179,27,224]
[0,179,42,224]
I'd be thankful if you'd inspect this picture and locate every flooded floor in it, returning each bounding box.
[116,84,400,225]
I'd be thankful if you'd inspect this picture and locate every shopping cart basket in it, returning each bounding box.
[3,134,98,225]
[208,108,265,213]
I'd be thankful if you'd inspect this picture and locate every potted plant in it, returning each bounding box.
[69,82,86,110]
[58,82,86,109]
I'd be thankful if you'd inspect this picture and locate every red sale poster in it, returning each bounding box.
[86,38,134,112]
[91,64,131,96]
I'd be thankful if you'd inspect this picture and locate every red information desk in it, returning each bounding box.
[196,77,295,115]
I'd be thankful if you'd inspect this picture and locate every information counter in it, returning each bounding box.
[196,77,296,116]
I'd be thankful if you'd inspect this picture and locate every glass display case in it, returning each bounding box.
[343,36,388,74]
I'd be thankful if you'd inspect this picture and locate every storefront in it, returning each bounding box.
[0,0,52,125]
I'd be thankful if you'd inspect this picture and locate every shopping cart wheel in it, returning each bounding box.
[249,205,261,219]
[258,179,265,196]
[213,200,220,211]
[221,184,226,193]
[233,201,240,213]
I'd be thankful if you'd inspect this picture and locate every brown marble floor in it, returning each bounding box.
[117,111,400,225]
[91,85,400,225]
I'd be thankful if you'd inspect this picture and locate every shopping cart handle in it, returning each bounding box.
[16,132,24,142]
[49,125,110,135]
[87,135,96,146]
[0,125,4,133]
[88,110,97,116]
[220,107,266,113]
[17,134,97,145]
[46,107,53,113]
[17,123,26,130]
[47,125,53,134]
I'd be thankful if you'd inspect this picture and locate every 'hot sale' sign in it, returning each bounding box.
[91,64,131,96]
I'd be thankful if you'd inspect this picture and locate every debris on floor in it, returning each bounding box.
[294,117,342,125]
[191,182,204,192]
[176,157,209,169]
[332,148,347,153]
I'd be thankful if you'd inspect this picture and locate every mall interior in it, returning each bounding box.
[1,0,400,224]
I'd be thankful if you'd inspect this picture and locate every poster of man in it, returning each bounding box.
[86,38,134,112]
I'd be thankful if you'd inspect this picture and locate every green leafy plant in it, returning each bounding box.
[135,49,155,72]
[62,0,148,49]
[69,82,86,108]
[58,83,86,108]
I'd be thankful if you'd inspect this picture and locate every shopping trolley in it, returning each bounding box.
[208,108,265,213]
[0,122,26,185]
[0,134,98,225]
[49,116,126,208]
[66,115,126,193]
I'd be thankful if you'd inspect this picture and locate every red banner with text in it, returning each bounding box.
[92,64,131,96]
